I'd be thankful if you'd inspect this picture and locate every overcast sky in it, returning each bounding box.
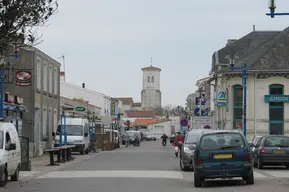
[37,0,289,106]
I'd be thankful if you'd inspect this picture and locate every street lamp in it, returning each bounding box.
[266,0,289,17]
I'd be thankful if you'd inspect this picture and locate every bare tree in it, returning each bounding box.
[0,0,58,66]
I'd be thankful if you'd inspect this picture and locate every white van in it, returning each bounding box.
[0,121,21,186]
[54,118,90,155]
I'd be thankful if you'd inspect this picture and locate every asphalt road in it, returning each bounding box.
[4,141,289,192]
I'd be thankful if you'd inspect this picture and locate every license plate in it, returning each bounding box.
[214,154,232,159]
[274,149,286,153]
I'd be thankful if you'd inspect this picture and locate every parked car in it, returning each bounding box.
[193,130,254,187]
[170,133,176,143]
[252,135,289,169]
[145,132,156,141]
[179,129,204,171]
[0,121,21,187]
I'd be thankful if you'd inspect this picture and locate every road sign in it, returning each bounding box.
[74,106,86,112]
[180,119,188,126]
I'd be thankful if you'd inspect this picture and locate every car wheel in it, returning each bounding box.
[179,158,188,171]
[85,148,89,154]
[257,157,263,169]
[80,149,85,155]
[194,173,203,187]
[0,168,7,187]
[11,165,20,181]
[285,164,289,169]
[243,172,254,185]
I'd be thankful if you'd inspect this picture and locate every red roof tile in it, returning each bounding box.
[125,110,156,118]
[116,97,134,105]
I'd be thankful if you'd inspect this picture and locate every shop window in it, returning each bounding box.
[269,84,284,135]
[233,85,243,129]
[147,76,150,83]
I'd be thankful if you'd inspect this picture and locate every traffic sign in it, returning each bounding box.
[180,119,188,126]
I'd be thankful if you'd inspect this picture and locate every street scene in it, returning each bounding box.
[1,0,289,191]
[4,141,289,192]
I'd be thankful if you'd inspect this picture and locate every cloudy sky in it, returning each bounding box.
[37,0,289,106]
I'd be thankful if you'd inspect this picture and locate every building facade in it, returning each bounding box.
[141,65,162,108]
[6,47,61,156]
[210,27,289,140]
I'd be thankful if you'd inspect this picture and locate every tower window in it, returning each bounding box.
[151,76,154,83]
[147,76,150,83]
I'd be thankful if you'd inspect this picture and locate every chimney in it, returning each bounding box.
[82,83,85,88]
[226,39,237,46]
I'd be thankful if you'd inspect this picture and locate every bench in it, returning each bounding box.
[43,148,60,166]
[56,145,76,163]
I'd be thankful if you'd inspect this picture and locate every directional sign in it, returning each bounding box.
[180,119,188,126]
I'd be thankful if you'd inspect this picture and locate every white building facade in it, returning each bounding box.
[210,28,289,140]
[141,65,162,108]
[60,73,109,118]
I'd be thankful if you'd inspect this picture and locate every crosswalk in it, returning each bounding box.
[31,169,289,180]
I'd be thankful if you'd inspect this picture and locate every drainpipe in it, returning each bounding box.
[32,50,36,157]
[254,73,257,136]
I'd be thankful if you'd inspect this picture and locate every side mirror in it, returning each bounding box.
[52,132,55,137]
[9,143,16,150]
[248,142,254,148]
[84,133,88,137]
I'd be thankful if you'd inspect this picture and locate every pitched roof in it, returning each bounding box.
[141,65,161,71]
[236,27,289,70]
[132,102,141,107]
[134,118,170,125]
[125,110,156,118]
[134,118,157,125]
[116,97,134,105]
[211,31,280,73]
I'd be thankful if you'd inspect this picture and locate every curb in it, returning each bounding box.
[18,152,100,182]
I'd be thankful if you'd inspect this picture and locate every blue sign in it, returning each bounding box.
[180,119,188,126]
[264,95,289,102]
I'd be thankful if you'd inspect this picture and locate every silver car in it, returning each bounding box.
[179,129,203,171]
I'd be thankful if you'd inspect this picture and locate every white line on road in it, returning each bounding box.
[36,170,184,179]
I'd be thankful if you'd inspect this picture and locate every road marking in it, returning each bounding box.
[36,170,184,179]
[263,170,289,178]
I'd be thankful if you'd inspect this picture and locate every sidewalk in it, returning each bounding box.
[19,152,100,181]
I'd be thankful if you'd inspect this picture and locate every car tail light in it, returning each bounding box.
[244,153,252,161]
[232,152,236,158]
[209,153,213,159]
[195,159,202,165]
[260,147,266,154]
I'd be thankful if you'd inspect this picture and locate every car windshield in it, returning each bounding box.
[200,132,245,150]
[126,132,136,137]
[185,132,201,144]
[0,131,3,149]
[56,125,83,136]
[264,136,289,147]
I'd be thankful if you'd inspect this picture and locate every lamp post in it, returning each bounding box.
[216,57,247,137]
[266,0,289,17]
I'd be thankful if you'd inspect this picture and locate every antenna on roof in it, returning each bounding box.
[150,58,152,66]
[253,25,256,31]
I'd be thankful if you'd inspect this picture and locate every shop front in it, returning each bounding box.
[264,85,288,135]
[3,92,27,135]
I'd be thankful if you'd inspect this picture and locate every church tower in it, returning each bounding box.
[141,63,162,108]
